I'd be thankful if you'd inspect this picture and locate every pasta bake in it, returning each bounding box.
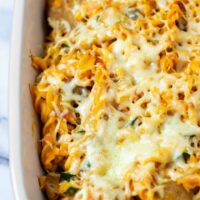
[30,0,200,199]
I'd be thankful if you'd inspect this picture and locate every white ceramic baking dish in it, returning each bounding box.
[9,0,46,199]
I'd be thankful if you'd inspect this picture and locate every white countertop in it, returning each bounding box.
[0,0,14,199]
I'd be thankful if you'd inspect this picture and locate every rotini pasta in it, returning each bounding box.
[31,0,200,199]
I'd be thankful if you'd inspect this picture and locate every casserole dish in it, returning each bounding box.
[9,0,200,199]
[9,0,45,199]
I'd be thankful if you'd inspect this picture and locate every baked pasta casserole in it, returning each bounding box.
[30,0,200,199]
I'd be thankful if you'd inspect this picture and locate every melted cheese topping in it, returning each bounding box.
[31,0,200,199]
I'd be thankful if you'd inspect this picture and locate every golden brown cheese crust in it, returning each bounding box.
[31,0,200,199]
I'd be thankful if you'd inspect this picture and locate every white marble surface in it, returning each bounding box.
[0,0,14,199]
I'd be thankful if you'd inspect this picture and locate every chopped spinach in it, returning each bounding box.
[66,187,79,196]
[35,74,42,84]
[60,172,75,182]
[61,44,70,49]
[87,162,91,168]
[182,152,190,163]
[127,117,138,126]
[76,130,86,135]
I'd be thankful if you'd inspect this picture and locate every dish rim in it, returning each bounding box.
[9,0,28,199]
